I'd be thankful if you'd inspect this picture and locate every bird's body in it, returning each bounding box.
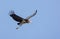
[9,10,37,29]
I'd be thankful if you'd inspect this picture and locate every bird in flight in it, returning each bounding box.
[9,10,37,29]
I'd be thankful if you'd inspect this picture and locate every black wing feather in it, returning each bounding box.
[9,10,24,22]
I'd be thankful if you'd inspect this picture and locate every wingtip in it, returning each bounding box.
[9,10,15,15]
[36,10,37,13]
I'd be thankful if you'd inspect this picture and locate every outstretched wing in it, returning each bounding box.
[26,10,37,19]
[9,10,24,22]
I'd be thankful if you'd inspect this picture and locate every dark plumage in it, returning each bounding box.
[10,11,23,22]
[9,10,37,29]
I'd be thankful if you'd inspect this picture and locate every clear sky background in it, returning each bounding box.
[0,0,60,39]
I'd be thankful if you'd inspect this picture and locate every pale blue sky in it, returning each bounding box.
[0,0,60,39]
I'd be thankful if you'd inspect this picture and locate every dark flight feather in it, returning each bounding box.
[26,10,37,19]
[9,10,24,22]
